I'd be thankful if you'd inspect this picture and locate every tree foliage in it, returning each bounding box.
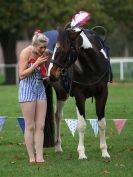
[100,0,133,56]
[0,0,116,34]
[0,0,132,83]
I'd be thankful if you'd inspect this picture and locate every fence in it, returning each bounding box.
[110,57,133,81]
[0,57,133,84]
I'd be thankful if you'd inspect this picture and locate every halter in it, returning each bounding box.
[51,38,80,70]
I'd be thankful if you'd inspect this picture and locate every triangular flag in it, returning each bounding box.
[17,117,25,134]
[65,119,78,137]
[89,119,99,137]
[0,116,7,132]
[113,119,127,134]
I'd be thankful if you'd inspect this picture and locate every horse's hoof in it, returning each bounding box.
[55,147,63,153]
[102,157,111,163]
[55,150,63,153]
[78,155,87,160]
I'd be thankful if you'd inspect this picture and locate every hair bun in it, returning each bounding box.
[34,29,42,35]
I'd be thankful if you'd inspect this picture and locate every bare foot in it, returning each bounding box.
[36,159,47,164]
[29,159,36,164]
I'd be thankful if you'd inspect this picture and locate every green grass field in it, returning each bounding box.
[0,83,133,177]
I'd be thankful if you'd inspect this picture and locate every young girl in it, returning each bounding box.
[18,30,49,164]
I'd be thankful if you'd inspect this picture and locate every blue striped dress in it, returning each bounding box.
[18,63,47,103]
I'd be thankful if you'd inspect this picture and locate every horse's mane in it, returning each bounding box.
[57,28,71,52]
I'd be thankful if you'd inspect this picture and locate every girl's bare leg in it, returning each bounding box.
[20,102,36,162]
[34,100,47,162]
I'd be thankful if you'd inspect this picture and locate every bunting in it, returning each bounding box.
[89,119,99,137]
[113,119,127,134]
[0,116,130,137]
[17,117,25,134]
[0,116,7,132]
[65,119,78,137]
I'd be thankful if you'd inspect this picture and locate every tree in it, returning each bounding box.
[0,0,77,84]
[100,0,133,56]
[0,1,25,84]
[0,0,125,84]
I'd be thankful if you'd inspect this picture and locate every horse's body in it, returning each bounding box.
[49,27,112,161]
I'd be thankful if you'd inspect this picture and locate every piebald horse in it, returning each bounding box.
[48,27,112,161]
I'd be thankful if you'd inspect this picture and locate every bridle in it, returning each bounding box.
[51,41,79,72]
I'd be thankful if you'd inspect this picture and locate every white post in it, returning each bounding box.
[120,61,124,80]
[15,64,19,84]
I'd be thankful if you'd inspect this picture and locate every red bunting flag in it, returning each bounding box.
[113,119,127,134]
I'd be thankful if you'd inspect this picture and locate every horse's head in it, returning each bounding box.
[50,28,82,80]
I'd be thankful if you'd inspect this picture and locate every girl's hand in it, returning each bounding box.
[36,55,48,66]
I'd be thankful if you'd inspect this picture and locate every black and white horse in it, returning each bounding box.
[48,27,112,161]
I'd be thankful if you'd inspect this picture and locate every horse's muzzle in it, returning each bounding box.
[50,66,62,81]
[49,75,59,82]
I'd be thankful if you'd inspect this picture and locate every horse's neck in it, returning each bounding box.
[77,48,107,76]
[80,29,108,60]
[80,30,93,49]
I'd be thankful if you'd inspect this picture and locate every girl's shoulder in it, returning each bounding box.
[21,45,32,54]
[20,46,33,59]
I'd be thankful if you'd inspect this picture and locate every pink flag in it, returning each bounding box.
[113,119,127,134]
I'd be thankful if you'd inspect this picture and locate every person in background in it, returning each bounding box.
[18,30,49,164]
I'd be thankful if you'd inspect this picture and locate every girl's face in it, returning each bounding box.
[34,43,47,56]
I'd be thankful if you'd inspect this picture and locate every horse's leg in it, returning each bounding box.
[75,96,87,160]
[95,88,110,161]
[54,100,66,152]
[98,118,110,160]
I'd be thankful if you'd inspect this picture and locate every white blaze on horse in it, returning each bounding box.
[48,25,112,161]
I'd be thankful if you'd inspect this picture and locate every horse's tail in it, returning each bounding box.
[43,82,55,147]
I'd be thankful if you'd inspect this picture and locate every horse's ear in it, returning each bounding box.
[57,25,66,35]
[64,22,71,29]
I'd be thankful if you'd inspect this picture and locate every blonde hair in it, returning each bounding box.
[32,31,49,46]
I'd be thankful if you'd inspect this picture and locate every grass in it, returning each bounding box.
[0,83,133,177]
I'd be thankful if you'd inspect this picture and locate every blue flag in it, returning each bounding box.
[17,117,25,134]
[89,119,99,137]
[0,116,7,131]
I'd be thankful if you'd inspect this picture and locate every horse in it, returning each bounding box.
[48,26,112,161]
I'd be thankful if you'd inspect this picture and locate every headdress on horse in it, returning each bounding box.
[70,11,91,29]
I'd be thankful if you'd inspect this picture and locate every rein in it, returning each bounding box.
[58,61,110,96]
[51,51,110,87]
[51,59,64,69]
[72,60,110,86]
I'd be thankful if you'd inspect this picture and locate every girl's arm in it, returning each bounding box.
[19,49,48,80]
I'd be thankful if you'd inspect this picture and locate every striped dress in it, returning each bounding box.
[18,62,47,103]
